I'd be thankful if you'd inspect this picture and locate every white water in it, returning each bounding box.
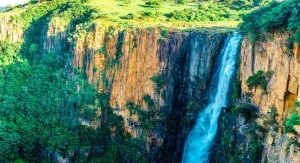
[182,33,242,163]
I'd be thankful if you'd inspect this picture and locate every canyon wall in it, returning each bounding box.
[71,26,228,162]
[0,16,23,43]
[0,14,228,162]
[240,32,300,163]
[241,32,300,119]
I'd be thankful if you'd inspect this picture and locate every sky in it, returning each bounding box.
[0,0,30,7]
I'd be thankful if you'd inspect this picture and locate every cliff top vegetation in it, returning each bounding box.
[1,0,271,29]
[240,0,300,43]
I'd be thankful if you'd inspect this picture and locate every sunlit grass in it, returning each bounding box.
[87,0,239,29]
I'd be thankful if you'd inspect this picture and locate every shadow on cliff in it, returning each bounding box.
[156,32,227,163]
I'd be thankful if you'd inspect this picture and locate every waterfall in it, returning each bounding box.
[182,32,242,163]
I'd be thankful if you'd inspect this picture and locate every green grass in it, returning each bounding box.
[0,0,268,30]
[87,0,241,29]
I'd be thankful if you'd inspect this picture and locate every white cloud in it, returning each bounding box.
[0,0,30,7]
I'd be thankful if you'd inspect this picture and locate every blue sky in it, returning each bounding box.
[0,0,29,7]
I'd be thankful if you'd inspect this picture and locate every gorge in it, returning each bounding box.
[0,0,299,163]
[182,33,242,163]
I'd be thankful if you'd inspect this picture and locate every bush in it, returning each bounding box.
[120,13,136,19]
[144,0,162,8]
[176,0,187,4]
[296,101,300,108]
[160,29,169,39]
[240,0,300,43]
[150,73,167,91]
[0,41,21,67]
[168,3,241,22]
[284,114,300,133]
[246,70,272,91]
[139,11,159,19]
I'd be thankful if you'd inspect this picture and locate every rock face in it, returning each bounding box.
[71,27,227,162]
[0,16,23,42]
[47,26,228,162]
[241,32,300,121]
[240,32,300,163]
[263,133,300,163]
[0,13,228,162]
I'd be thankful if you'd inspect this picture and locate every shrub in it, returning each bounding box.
[168,3,240,22]
[284,114,300,133]
[246,70,272,91]
[176,0,187,4]
[0,41,21,67]
[296,101,300,108]
[150,73,167,91]
[160,29,169,39]
[120,13,136,19]
[144,0,162,8]
[139,11,159,19]
[143,94,155,108]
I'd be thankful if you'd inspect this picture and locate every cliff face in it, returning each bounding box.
[241,33,300,119]
[48,25,228,162]
[240,33,300,163]
[0,13,228,162]
[71,27,227,162]
[0,16,23,43]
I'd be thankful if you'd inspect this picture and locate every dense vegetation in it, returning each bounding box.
[167,0,271,22]
[0,0,150,162]
[246,70,272,91]
[240,0,300,43]
[284,101,300,134]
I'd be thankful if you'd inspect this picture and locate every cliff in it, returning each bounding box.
[241,32,300,120]
[240,33,300,163]
[0,15,23,42]
[0,9,229,162]
[71,26,228,162]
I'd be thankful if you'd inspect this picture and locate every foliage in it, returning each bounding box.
[284,114,300,133]
[144,0,163,8]
[295,101,300,108]
[240,0,300,43]
[150,73,167,92]
[168,2,242,22]
[160,29,169,39]
[234,102,258,122]
[246,70,272,91]
[264,107,279,132]
[143,94,155,108]
[215,116,242,163]
[0,0,277,162]
[126,101,143,115]
[0,41,22,67]
[232,45,242,101]
[245,122,265,161]
[121,13,136,19]
[139,11,159,19]
[0,0,152,162]
[176,0,187,5]
[0,59,96,161]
